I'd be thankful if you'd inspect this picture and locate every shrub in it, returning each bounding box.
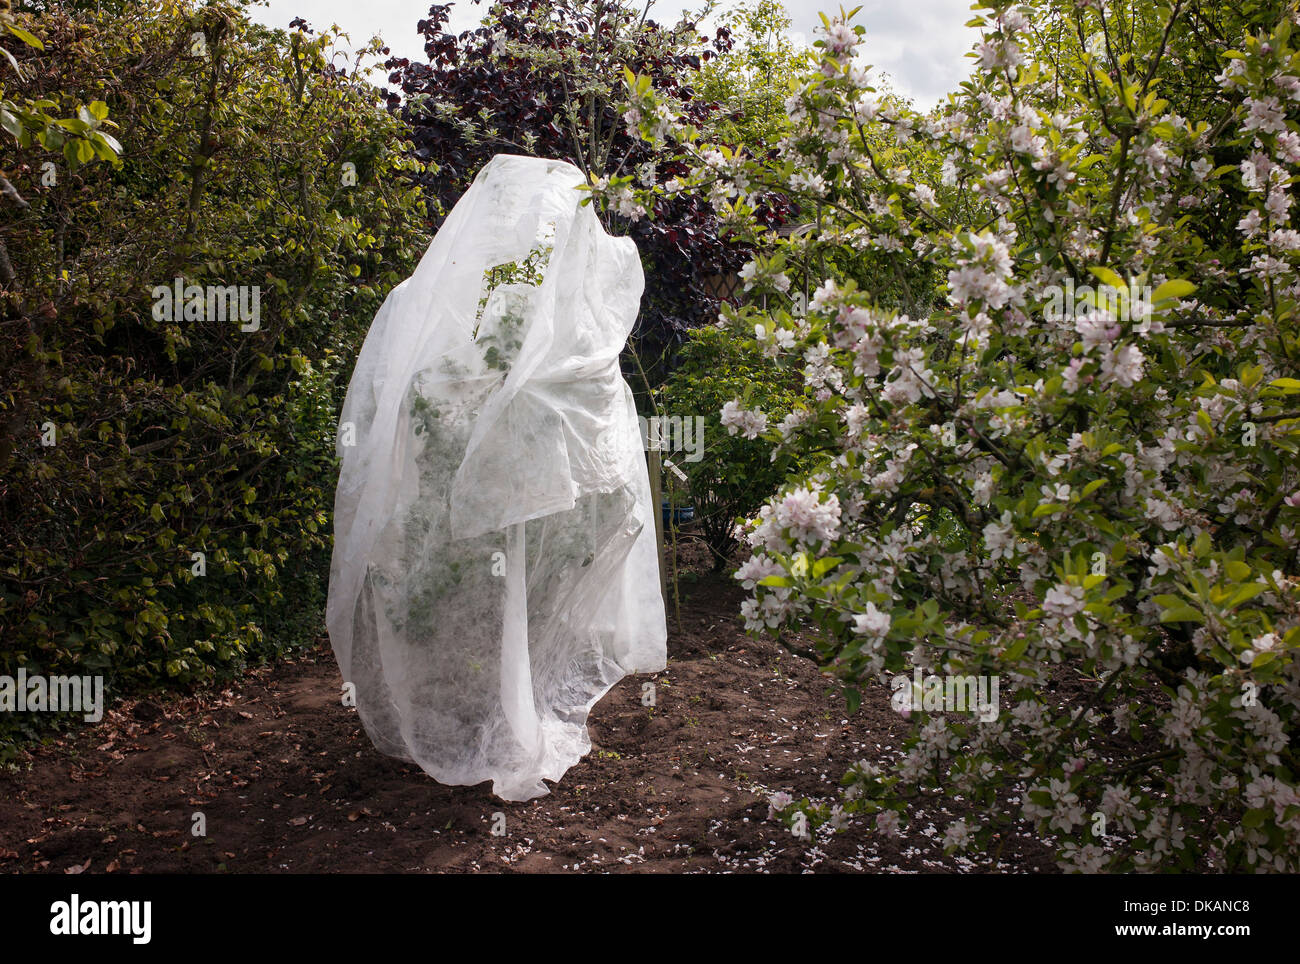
[660,314,806,568]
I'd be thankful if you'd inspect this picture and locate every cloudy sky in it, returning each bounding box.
[245,0,979,110]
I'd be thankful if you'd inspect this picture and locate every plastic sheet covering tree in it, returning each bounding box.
[327,154,667,801]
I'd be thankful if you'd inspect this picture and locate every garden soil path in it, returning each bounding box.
[0,559,1055,873]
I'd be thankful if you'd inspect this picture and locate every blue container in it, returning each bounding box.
[661,501,695,528]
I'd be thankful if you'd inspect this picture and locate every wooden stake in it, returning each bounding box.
[648,449,666,608]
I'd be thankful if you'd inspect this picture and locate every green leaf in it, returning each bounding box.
[1088,266,1126,290]
[1241,807,1269,829]
[0,107,21,140]
[1225,583,1266,609]
[1151,279,1196,303]
[7,25,44,49]
[844,686,861,714]
[812,555,842,578]
[1224,560,1252,582]
[1159,605,1204,624]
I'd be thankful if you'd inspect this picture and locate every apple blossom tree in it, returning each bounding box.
[601,0,1300,871]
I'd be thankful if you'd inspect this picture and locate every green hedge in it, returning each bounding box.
[0,1,430,738]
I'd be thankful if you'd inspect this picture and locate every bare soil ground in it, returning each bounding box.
[0,542,1056,874]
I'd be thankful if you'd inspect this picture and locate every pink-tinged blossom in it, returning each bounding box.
[773,485,842,544]
[1101,343,1145,388]
[1244,95,1287,134]
[843,402,871,437]
[943,818,972,850]
[1215,58,1246,88]
[875,810,902,836]
[809,278,839,313]
[1240,631,1281,665]
[1274,74,1300,100]
[720,400,767,439]
[1000,9,1029,34]
[1075,312,1119,349]
[1265,188,1292,222]
[1269,229,1300,251]
[947,231,1015,308]
[1240,153,1272,193]
[1275,130,1300,164]
[1041,481,1072,502]
[734,553,784,590]
[790,171,827,196]
[881,348,935,405]
[823,21,860,57]
[1144,496,1181,531]
[977,37,1024,70]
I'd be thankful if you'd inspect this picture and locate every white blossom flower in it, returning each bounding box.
[853,602,891,642]
[720,400,767,439]
[774,485,842,544]
[1244,96,1287,134]
[983,511,1017,561]
[1043,583,1086,618]
[766,791,793,819]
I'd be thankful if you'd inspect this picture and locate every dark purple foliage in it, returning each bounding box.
[382,1,793,371]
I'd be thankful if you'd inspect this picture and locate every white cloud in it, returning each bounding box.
[245,0,979,110]
[781,0,978,109]
[245,0,482,60]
